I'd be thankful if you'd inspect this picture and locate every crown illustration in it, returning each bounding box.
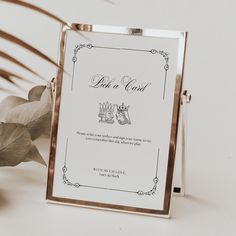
[99,102,115,114]
[116,103,130,112]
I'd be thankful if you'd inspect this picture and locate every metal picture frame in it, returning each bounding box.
[46,23,188,218]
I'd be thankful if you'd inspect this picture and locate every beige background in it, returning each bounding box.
[0,0,236,235]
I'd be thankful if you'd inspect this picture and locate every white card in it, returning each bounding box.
[47,24,187,217]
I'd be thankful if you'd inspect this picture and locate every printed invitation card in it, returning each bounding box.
[47,24,187,217]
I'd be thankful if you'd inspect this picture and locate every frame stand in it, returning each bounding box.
[173,90,191,196]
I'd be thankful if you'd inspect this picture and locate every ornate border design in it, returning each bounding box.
[62,138,160,196]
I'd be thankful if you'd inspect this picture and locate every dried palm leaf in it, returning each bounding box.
[0,68,28,81]
[0,0,70,27]
[0,68,30,90]
[1,0,87,39]
[0,50,44,79]
[0,30,58,67]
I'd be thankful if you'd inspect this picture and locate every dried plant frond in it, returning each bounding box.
[0,0,70,27]
[0,30,58,67]
[0,68,31,90]
[0,50,44,79]
[0,68,28,81]
[1,0,89,40]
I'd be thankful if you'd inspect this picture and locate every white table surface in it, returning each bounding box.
[1,0,236,235]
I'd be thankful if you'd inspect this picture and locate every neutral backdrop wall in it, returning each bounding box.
[0,1,236,235]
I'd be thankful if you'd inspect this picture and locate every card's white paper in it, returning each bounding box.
[48,27,185,215]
